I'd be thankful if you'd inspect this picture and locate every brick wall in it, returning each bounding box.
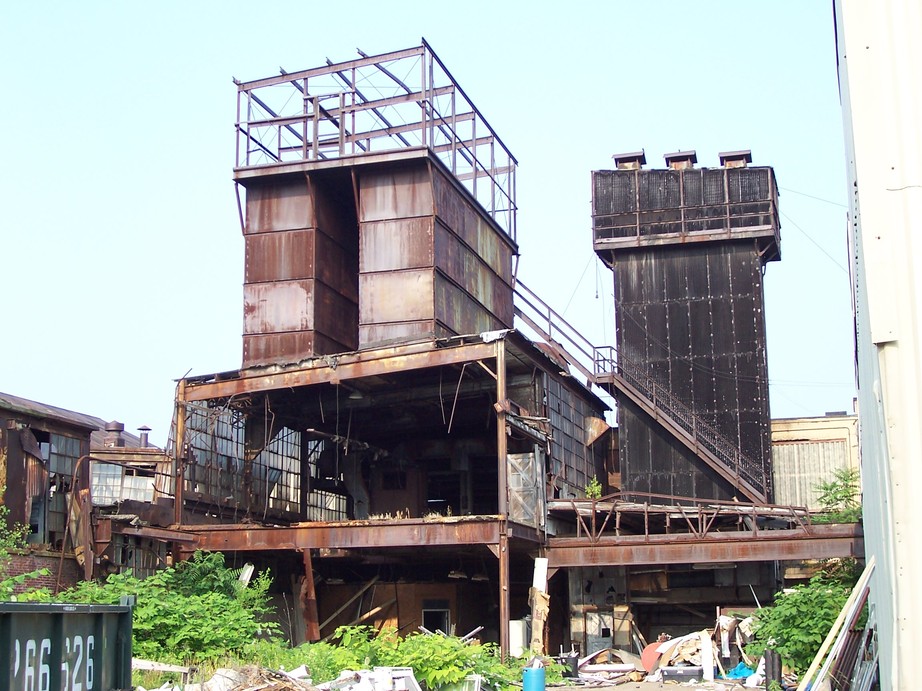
[6,550,83,595]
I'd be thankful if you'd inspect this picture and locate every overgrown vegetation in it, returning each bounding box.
[22,551,278,664]
[292,625,555,691]
[813,467,861,524]
[746,571,861,673]
[9,542,545,690]
[0,488,50,599]
[585,475,602,499]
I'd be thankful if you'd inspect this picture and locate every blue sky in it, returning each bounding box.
[0,2,854,445]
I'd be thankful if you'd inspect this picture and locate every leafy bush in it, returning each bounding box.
[0,490,50,599]
[243,638,362,682]
[295,626,545,691]
[746,576,852,673]
[585,476,602,499]
[25,551,279,664]
[813,468,861,524]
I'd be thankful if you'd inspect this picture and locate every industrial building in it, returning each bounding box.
[2,42,863,657]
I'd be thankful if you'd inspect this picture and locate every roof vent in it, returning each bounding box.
[137,425,152,448]
[719,149,753,168]
[104,421,125,448]
[664,150,697,170]
[612,150,646,170]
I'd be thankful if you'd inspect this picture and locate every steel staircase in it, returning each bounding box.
[513,281,768,503]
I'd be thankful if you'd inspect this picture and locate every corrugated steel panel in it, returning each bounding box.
[772,440,850,510]
[243,331,352,364]
[244,280,357,345]
[431,168,515,281]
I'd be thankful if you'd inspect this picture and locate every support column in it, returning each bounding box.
[173,380,188,528]
[495,339,511,657]
[499,531,510,658]
[496,340,507,516]
[301,549,320,641]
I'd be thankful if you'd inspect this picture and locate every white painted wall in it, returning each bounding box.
[835,2,922,688]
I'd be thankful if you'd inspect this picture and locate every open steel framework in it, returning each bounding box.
[234,39,518,239]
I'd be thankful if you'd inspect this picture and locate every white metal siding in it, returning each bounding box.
[772,440,849,510]
[836,1,922,688]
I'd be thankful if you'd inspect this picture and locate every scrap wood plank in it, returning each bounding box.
[319,575,380,631]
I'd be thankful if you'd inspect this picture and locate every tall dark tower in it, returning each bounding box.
[592,150,780,502]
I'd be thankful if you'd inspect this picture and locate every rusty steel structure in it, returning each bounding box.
[6,44,860,656]
[592,151,780,504]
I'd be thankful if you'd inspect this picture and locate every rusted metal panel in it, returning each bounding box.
[189,518,502,551]
[434,223,513,325]
[245,229,358,302]
[358,321,452,347]
[359,270,434,325]
[244,331,351,365]
[592,167,779,261]
[243,280,315,334]
[608,239,772,502]
[431,167,516,281]
[244,280,357,342]
[547,523,864,567]
[358,166,433,222]
[244,178,314,234]
[433,275,504,336]
[360,218,434,272]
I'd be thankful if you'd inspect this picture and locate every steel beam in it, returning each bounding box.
[547,524,864,568]
[184,340,498,402]
[190,518,503,552]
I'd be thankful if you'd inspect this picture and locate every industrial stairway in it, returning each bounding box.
[513,282,768,504]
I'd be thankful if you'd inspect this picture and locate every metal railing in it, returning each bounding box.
[513,281,768,500]
[233,41,518,240]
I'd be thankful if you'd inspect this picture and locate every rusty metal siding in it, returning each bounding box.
[245,230,358,302]
[594,165,778,503]
[360,218,435,272]
[431,168,515,282]
[241,171,359,366]
[358,166,434,222]
[434,222,513,325]
[433,275,505,335]
[243,331,352,365]
[359,270,435,325]
[244,179,314,234]
[593,167,779,259]
[545,375,603,496]
[356,160,514,349]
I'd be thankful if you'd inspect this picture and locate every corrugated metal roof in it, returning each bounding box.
[0,391,106,432]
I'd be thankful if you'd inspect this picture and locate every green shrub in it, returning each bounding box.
[746,576,852,673]
[813,468,861,524]
[26,551,279,664]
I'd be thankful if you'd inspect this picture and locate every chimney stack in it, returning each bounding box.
[137,425,151,448]
[719,149,753,168]
[612,150,646,170]
[104,421,125,448]
[664,150,697,170]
